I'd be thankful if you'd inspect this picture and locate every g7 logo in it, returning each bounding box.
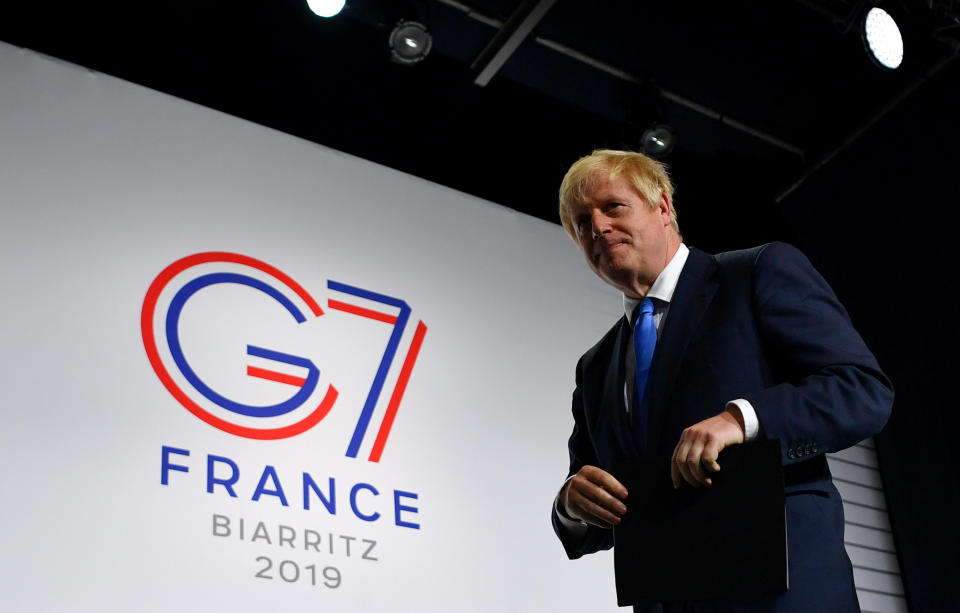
[141,252,427,462]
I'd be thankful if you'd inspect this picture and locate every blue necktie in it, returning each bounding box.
[633,297,657,450]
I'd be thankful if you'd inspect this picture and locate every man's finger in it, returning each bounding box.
[676,454,699,488]
[676,434,707,487]
[673,437,694,487]
[673,435,691,465]
[567,467,628,515]
[578,482,627,516]
[687,439,707,484]
[702,438,722,473]
[582,467,628,499]
[579,499,621,527]
[679,463,698,488]
[687,458,706,486]
[569,492,622,527]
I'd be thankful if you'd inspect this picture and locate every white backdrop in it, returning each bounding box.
[0,42,626,612]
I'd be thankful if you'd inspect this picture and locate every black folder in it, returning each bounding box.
[612,439,787,606]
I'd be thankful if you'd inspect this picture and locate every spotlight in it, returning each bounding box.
[862,6,903,69]
[306,0,345,19]
[641,124,675,158]
[389,21,433,65]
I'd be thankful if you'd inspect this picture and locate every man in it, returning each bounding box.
[551,149,893,612]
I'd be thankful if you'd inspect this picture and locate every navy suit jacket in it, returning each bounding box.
[552,243,893,613]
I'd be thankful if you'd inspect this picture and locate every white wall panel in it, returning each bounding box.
[0,42,623,613]
[853,568,905,596]
[846,544,901,574]
[831,438,906,612]
[832,444,879,467]
[842,503,892,531]
[828,456,884,489]
[858,589,909,613]
[845,520,896,552]
[836,478,888,509]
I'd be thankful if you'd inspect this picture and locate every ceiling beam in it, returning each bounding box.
[442,0,804,157]
[776,52,957,202]
[470,0,558,87]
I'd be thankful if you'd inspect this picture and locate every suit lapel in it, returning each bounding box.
[646,247,718,454]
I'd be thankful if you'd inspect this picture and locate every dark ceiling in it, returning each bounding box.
[2,0,957,251]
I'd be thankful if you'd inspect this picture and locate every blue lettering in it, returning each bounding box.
[161,445,190,485]
[252,465,289,506]
[350,483,380,522]
[303,473,336,513]
[206,454,239,496]
[394,490,420,529]
[162,446,420,529]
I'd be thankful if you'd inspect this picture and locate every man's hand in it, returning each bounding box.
[559,465,628,529]
[671,407,745,489]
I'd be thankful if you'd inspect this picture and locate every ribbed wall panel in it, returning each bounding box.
[830,439,907,612]
[846,544,901,573]
[831,445,879,467]
[835,477,887,508]
[842,502,892,530]
[857,589,909,613]
[828,456,884,488]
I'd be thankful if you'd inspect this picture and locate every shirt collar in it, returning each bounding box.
[623,243,690,319]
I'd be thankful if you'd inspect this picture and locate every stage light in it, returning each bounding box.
[389,21,433,65]
[862,7,903,69]
[306,0,345,18]
[641,124,675,158]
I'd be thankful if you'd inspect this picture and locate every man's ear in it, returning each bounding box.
[658,193,673,226]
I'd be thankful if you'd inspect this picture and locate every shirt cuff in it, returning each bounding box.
[726,399,759,441]
[554,476,589,536]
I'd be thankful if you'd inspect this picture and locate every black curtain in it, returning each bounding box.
[778,60,960,613]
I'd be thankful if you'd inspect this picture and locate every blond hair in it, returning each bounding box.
[558,149,679,240]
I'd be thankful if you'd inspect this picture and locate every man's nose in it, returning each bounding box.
[590,211,610,239]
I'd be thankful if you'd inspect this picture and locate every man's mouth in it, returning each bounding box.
[595,241,625,259]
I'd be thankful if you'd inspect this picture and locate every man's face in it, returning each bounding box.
[568,172,675,298]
